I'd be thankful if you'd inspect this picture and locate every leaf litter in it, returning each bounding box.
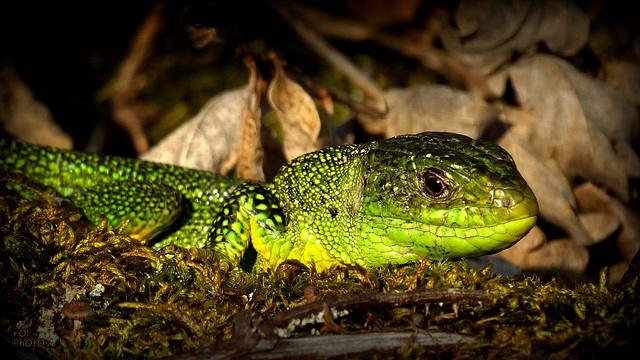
[1,0,639,358]
[441,0,590,74]
[132,0,639,287]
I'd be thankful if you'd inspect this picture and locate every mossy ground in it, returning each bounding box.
[1,188,638,359]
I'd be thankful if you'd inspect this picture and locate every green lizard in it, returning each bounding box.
[0,132,538,271]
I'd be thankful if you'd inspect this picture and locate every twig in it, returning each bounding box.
[286,1,494,98]
[268,0,386,111]
[286,71,387,120]
[257,288,488,339]
[108,1,167,154]
[170,288,485,360]
[373,33,494,98]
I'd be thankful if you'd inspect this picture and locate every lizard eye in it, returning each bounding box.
[420,168,449,198]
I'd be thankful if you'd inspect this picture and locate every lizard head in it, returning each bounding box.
[358,132,538,265]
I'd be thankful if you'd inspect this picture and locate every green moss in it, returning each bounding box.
[1,188,638,359]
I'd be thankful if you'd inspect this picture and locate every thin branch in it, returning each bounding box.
[268,0,386,111]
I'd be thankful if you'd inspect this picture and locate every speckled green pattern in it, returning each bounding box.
[226,133,539,270]
[0,139,243,248]
[0,132,538,271]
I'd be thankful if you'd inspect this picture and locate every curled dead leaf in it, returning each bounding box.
[498,122,592,244]
[608,260,632,285]
[600,60,640,108]
[553,58,640,143]
[494,225,546,268]
[384,85,498,138]
[236,64,265,182]
[183,24,218,49]
[0,61,72,149]
[578,212,620,245]
[267,60,321,160]
[141,85,250,174]
[613,142,640,178]
[441,0,589,73]
[574,182,640,264]
[520,238,590,276]
[488,54,639,202]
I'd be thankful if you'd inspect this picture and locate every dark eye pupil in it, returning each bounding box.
[425,175,445,196]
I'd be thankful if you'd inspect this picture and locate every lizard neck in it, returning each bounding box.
[272,143,373,267]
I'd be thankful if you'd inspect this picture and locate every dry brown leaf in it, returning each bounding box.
[578,212,620,245]
[494,225,546,268]
[235,98,264,181]
[520,238,589,276]
[384,85,498,138]
[236,65,264,182]
[608,260,631,285]
[574,183,640,264]
[0,61,72,149]
[141,85,251,174]
[441,0,589,73]
[267,60,321,160]
[613,142,640,178]
[183,24,218,49]
[553,59,640,144]
[488,54,639,202]
[497,127,592,244]
[600,60,640,108]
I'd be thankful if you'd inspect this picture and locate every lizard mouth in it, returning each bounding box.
[476,214,538,252]
[443,195,539,258]
[410,191,539,259]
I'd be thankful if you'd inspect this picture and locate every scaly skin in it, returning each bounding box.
[0,132,538,271]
